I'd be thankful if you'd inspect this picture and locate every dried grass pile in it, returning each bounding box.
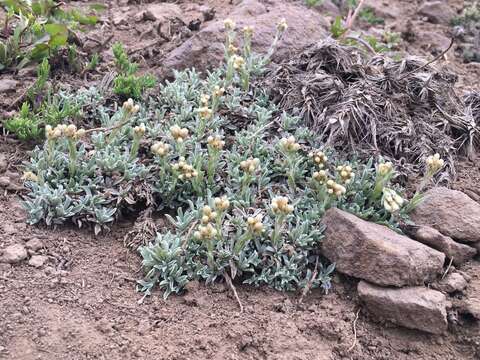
[262,39,480,178]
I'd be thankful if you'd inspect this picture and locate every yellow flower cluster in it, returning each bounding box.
[133,123,146,137]
[198,106,213,120]
[232,55,245,70]
[247,214,264,234]
[122,98,140,114]
[326,179,346,197]
[207,135,225,150]
[309,150,328,168]
[170,125,189,142]
[151,141,170,157]
[243,26,254,37]
[213,86,225,98]
[224,18,236,30]
[228,44,238,54]
[46,124,86,141]
[279,136,300,152]
[200,205,217,224]
[240,158,260,173]
[214,196,230,211]
[277,18,288,32]
[200,94,210,105]
[337,165,355,184]
[426,153,444,174]
[312,170,328,184]
[172,157,198,180]
[378,161,393,176]
[194,223,218,240]
[383,188,404,213]
[22,171,38,182]
[271,196,294,215]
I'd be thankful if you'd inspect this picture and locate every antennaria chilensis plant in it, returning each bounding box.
[21,18,441,300]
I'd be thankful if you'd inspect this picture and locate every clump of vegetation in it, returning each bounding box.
[0,0,101,71]
[112,43,157,100]
[3,59,102,140]
[451,1,480,63]
[451,2,480,28]
[358,6,384,25]
[304,0,323,7]
[20,19,443,301]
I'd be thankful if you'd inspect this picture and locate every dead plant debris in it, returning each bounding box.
[262,39,480,179]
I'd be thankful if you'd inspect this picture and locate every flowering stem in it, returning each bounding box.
[205,238,215,270]
[272,215,285,249]
[158,157,167,182]
[225,57,235,87]
[240,67,250,91]
[176,141,186,158]
[207,150,220,185]
[47,139,55,165]
[240,174,252,199]
[108,111,130,144]
[129,135,141,161]
[234,231,252,255]
[67,139,77,178]
[197,117,207,139]
[243,35,252,59]
[371,176,386,202]
[212,96,220,113]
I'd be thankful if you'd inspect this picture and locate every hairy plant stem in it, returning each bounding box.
[176,141,186,158]
[129,135,141,161]
[240,173,253,199]
[107,111,131,143]
[240,68,250,91]
[234,231,253,255]
[67,139,77,178]
[207,149,220,185]
[272,214,286,249]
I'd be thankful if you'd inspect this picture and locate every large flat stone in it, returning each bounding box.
[411,187,480,243]
[412,225,477,266]
[320,208,445,287]
[358,281,448,334]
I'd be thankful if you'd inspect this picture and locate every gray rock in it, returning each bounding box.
[312,0,341,17]
[435,272,468,294]
[472,242,480,253]
[25,238,44,252]
[457,298,480,320]
[411,225,477,266]
[320,208,445,287]
[28,255,48,268]
[0,244,28,264]
[358,281,448,334]
[411,187,480,243]
[0,79,18,94]
[145,3,182,22]
[418,1,456,25]
[465,299,480,320]
[0,153,7,173]
[160,0,328,77]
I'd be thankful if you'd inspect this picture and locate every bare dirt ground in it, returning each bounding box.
[1,0,480,359]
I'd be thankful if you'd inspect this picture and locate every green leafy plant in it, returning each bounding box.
[0,0,99,71]
[305,0,323,6]
[358,7,384,25]
[4,59,100,140]
[112,42,156,100]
